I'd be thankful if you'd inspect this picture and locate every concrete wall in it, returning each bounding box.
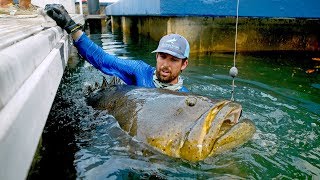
[106,0,320,52]
[0,14,84,180]
[106,0,320,19]
[0,27,69,180]
[111,16,320,52]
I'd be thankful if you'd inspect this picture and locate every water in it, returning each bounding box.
[28,28,320,179]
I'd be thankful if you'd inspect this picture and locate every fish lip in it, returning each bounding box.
[204,101,242,140]
[216,101,242,124]
[225,102,242,124]
[200,100,242,134]
[178,100,243,161]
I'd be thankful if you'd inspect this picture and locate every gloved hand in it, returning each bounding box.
[45,4,82,34]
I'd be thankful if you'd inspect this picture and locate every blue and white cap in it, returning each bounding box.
[152,34,190,59]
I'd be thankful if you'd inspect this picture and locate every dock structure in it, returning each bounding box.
[0,0,319,179]
[0,14,84,180]
[106,0,320,18]
[85,14,107,20]
[106,0,320,53]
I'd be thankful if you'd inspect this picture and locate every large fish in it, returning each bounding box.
[85,78,256,162]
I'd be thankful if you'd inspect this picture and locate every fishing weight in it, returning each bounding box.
[229,66,238,78]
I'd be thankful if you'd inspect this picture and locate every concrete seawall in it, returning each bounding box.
[107,0,320,53]
[0,14,84,180]
[111,16,320,53]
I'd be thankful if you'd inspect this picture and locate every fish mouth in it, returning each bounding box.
[179,100,243,162]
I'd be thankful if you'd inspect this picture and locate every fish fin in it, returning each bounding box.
[94,82,99,89]
[101,76,107,90]
[110,76,126,85]
[110,77,116,85]
[83,82,94,96]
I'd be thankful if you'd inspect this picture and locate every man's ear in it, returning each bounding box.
[181,59,188,71]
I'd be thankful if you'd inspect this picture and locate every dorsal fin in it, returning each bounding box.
[94,82,99,89]
[110,76,125,85]
[101,76,107,90]
[110,77,116,85]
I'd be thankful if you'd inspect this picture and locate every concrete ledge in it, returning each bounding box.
[0,27,64,110]
[0,17,45,50]
[0,14,84,110]
[0,14,85,180]
[0,25,44,50]
[0,14,84,50]
[0,29,70,180]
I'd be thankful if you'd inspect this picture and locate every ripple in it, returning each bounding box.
[31,30,320,179]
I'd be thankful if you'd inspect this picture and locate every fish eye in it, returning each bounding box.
[185,96,197,107]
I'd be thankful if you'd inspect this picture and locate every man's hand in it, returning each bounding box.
[45,4,82,34]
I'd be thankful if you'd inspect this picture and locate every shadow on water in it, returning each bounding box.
[28,21,320,179]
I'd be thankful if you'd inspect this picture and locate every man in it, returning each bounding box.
[45,4,189,92]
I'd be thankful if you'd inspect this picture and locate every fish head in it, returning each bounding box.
[85,84,255,162]
[178,100,246,161]
[144,94,254,162]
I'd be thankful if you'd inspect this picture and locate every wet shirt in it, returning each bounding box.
[73,33,188,92]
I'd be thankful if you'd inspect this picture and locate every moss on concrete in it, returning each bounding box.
[114,16,320,53]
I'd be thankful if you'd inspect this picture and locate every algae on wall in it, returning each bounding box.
[112,15,320,53]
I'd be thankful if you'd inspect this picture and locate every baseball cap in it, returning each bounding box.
[152,34,190,59]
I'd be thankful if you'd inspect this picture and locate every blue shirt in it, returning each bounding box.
[74,33,188,92]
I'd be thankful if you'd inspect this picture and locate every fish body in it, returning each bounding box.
[86,84,256,162]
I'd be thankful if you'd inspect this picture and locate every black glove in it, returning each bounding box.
[45,4,82,34]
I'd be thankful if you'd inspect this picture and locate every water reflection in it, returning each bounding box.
[29,27,320,179]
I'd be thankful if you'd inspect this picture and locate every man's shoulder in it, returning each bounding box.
[179,86,189,92]
[133,60,155,72]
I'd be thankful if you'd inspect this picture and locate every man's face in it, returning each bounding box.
[156,52,188,84]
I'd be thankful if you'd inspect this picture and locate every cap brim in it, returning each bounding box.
[152,49,186,59]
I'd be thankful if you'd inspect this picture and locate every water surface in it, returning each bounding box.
[28,28,320,179]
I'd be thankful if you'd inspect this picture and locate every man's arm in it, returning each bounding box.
[73,32,141,85]
[72,30,83,41]
[44,4,148,86]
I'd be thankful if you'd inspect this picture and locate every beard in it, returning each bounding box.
[156,66,179,84]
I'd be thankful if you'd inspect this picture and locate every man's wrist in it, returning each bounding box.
[72,30,83,42]
[65,23,83,34]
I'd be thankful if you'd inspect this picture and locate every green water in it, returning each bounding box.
[28,28,320,179]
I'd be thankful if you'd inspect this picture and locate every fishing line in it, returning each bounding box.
[229,0,240,101]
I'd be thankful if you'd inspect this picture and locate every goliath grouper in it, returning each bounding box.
[85,79,256,162]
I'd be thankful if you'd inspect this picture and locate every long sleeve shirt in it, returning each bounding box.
[73,33,188,92]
